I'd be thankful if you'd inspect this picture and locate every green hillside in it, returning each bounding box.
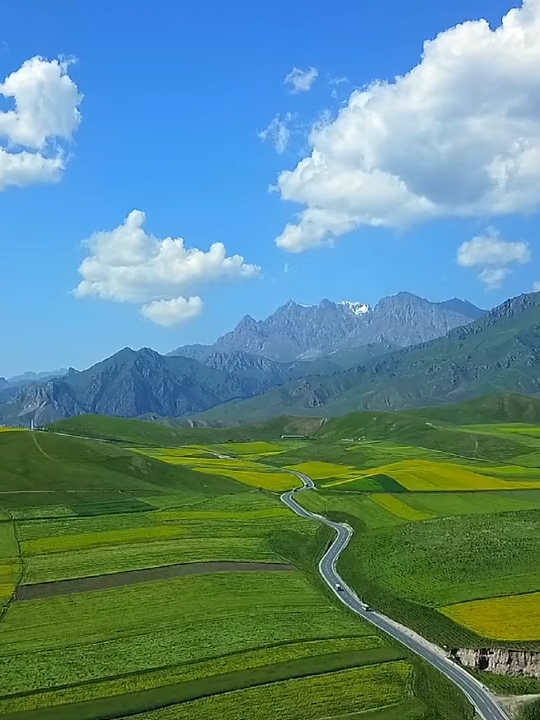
[315,406,537,462]
[48,393,540,464]
[49,414,323,446]
[0,432,448,718]
[406,393,540,426]
[0,430,244,508]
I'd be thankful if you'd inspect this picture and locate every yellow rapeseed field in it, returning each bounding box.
[135,449,297,491]
[0,583,15,599]
[0,560,18,604]
[198,467,295,491]
[370,495,434,521]
[441,592,540,641]
[219,442,284,456]
[287,461,357,480]
[329,459,540,491]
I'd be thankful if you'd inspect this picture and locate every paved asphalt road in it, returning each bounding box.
[281,470,509,720]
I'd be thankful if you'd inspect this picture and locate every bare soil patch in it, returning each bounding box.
[15,561,294,600]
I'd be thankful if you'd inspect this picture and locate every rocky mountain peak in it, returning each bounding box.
[169,292,485,364]
[236,314,259,331]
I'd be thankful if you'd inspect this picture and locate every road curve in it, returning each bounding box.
[281,470,509,720]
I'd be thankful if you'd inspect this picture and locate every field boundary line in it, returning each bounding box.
[30,433,58,463]
[0,512,25,629]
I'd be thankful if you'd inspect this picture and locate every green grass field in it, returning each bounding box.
[280,403,540,696]
[5,396,540,713]
[133,447,299,491]
[0,427,448,719]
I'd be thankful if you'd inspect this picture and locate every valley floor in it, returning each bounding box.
[2,409,540,717]
[0,429,453,720]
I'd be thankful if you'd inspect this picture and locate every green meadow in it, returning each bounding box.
[3,396,540,716]
[0,427,455,719]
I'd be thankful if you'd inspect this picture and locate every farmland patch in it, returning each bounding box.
[358,510,540,607]
[118,662,414,720]
[397,490,540,518]
[371,495,435,521]
[135,450,297,491]
[23,536,282,583]
[441,592,540,641]
[16,561,294,600]
[0,572,371,697]
[286,461,356,480]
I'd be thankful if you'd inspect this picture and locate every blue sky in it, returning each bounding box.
[1,0,538,377]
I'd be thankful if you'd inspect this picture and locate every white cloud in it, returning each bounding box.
[283,262,290,273]
[533,281,540,291]
[273,0,540,252]
[75,210,260,326]
[258,114,293,154]
[480,267,511,289]
[284,67,318,94]
[457,228,531,288]
[0,56,82,189]
[141,296,203,327]
[0,147,65,190]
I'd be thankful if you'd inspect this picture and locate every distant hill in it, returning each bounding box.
[407,393,540,426]
[0,292,484,426]
[0,429,244,500]
[50,414,324,446]
[7,368,68,387]
[193,292,540,424]
[315,402,536,463]
[47,393,538,464]
[170,293,484,363]
[0,340,407,427]
[0,348,303,426]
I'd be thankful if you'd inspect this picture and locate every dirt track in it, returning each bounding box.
[15,561,294,600]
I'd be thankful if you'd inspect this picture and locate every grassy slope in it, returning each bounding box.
[49,415,323,446]
[315,408,535,462]
[5,414,506,719]
[2,431,453,719]
[0,430,245,505]
[407,393,540,426]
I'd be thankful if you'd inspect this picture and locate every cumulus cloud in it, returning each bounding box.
[74,210,260,326]
[0,56,82,189]
[533,281,540,291]
[284,67,318,94]
[258,114,293,154]
[273,0,540,252]
[141,296,204,327]
[457,228,531,288]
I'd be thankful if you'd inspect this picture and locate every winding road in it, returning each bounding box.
[281,470,509,720]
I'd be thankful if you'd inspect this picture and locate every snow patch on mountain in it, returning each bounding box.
[339,301,370,316]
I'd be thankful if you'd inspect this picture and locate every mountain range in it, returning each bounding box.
[0,369,67,390]
[171,293,485,362]
[197,291,540,425]
[9,289,538,427]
